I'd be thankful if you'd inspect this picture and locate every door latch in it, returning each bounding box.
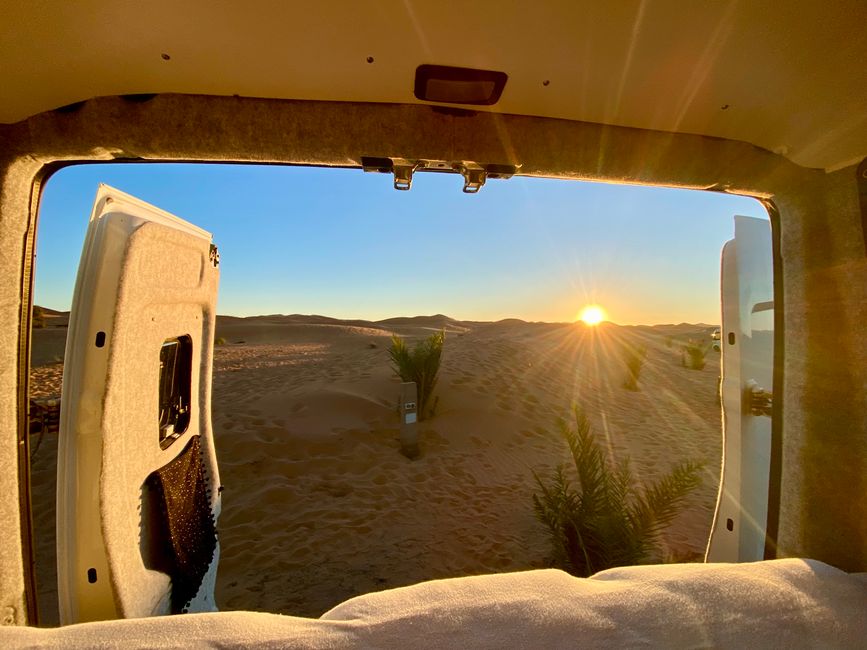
[391,159,419,191]
[361,156,519,193]
[453,162,487,193]
[746,380,772,417]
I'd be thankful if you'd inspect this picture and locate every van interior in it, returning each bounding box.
[0,2,865,646]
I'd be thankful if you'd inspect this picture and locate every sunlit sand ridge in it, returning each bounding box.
[29,312,721,622]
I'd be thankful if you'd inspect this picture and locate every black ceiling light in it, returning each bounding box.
[414,64,507,106]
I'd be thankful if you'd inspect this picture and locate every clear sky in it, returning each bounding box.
[34,163,768,325]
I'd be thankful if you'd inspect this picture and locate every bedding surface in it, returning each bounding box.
[4,558,866,648]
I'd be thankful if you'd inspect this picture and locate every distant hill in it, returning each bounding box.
[375,314,466,331]
[216,313,380,329]
[33,306,69,327]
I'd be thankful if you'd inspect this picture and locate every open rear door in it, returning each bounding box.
[706,215,773,562]
[57,185,221,623]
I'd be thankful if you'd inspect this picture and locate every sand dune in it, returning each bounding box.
[29,313,722,622]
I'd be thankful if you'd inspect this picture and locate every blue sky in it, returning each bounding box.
[35,163,768,325]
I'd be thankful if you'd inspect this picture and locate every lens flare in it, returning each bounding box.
[578,305,607,326]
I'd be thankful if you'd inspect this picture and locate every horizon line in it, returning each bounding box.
[35,305,719,329]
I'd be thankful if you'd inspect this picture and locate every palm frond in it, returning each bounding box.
[627,459,705,555]
[531,406,704,576]
[388,330,444,420]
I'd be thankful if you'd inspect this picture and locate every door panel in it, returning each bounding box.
[706,215,773,562]
[57,185,221,623]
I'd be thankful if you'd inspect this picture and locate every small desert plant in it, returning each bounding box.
[682,340,706,370]
[428,395,440,419]
[388,330,444,420]
[532,407,704,577]
[214,336,227,346]
[32,305,46,329]
[621,343,647,390]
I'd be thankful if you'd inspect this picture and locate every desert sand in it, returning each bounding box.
[29,312,721,624]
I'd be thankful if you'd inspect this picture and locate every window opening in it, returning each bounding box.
[158,336,193,449]
[29,162,773,622]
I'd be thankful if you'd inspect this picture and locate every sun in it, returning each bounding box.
[577,305,607,326]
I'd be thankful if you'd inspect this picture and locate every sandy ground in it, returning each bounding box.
[29,315,721,623]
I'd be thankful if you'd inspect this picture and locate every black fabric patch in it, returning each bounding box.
[143,435,217,614]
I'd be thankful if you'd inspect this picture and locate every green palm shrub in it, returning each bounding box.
[532,407,704,576]
[622,343,647,390]
[388,330,444,420]
[682,340,707,370]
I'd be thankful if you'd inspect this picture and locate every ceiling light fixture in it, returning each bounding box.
[414,64,507,106]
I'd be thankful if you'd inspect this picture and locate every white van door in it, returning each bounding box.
[57,185,221,623]
[706,215,774,562]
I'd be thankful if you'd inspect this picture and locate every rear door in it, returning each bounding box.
[706,215,774,562]
[57,185,221,623]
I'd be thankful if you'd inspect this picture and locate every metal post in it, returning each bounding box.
[399,382,419,458]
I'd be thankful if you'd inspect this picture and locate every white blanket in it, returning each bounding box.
[4,559,866,648]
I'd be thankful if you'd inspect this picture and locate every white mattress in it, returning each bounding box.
[4,559,866,648]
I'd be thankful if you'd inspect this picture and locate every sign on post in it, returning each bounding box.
[399,382,419,458]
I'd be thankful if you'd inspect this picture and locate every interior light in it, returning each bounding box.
[414,64,507,106]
